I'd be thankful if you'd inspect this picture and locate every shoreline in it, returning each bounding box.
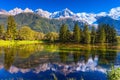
[0,40,43,46]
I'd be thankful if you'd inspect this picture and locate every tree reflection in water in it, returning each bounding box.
[0,44,118,80]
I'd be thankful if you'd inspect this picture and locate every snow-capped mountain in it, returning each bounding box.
[1,7,120,25]
[8,8,33,15]
[50,8,75,18]
[108,7,120,20]
[9,8,23,15]
[75,13,96,24]
[0,9,9,15]
[23,8,34,13]
[35,9,51,18]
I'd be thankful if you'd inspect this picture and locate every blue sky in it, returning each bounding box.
[0,0,120,13]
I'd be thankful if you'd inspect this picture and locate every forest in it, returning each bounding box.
[0,16,117,44]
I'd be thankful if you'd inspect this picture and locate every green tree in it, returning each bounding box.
[45,32,59,42]
[108,67,120,80]
[109,27,117,43]
[98,27,106,43]
[0,24,5,39]
[4,47,16,70]
[6,16,17,40]
[73,23,80,43]
[91,26,96,44]
[97,24,117,43]
[18,26,35,40]
[83,25,91,44]
[103,24,117,43]
[66,30,72,42]
[34,31,45,40]
[59,24,68,42]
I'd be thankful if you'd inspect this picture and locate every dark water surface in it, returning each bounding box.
[0,43,119,80]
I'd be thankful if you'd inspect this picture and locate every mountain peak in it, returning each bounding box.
[1,7,120,25]
[108,7,120,20]
[63,8,70,11]
[8,8,33,15]
[35,8,51,18]
[23,8,33,13]
[9,7,23,15]
[0,9,9,15]
[62,8,74,15]
[50,8,74,18]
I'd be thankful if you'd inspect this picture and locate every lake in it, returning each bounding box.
[0,43,119,80]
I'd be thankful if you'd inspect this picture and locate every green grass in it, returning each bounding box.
[0,40,43,46]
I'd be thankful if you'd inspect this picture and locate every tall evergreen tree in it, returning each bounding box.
[66,30,71,42]
[109,26,117,43]
[0,24,5,39]
[73,23,80,43]
[59,24,68,42]
[103,24,117,43]
[6,16,17,40]
[83,25,91,44]
[91,26,96,44]
[97,24,117,43]
[98,26,106,43]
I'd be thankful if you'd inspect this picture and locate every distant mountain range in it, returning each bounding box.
[0,7,120,34]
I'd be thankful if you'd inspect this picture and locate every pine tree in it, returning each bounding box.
[99,27,106,43]
[66,30,71,42]
[103,24,117,43]
[97,24,117,43]
[6,16,17,40]
[0,24,5,39]
[83,25,91,44]
[73,23,80,43]
[91,26,96,44]
[59,24,68,42]
[109,26,117,43]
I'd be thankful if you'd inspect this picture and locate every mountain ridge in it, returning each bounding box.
[0,7,120,34]
[1,7,120,25]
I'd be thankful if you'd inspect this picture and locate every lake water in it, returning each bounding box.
[0,43,119,80]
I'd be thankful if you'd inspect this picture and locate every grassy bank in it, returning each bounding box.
[0,40,43,46]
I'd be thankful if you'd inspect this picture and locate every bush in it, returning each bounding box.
[107,67,120,80]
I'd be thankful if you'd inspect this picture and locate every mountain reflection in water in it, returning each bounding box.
[0,56,107,80]
[0,44,118,80]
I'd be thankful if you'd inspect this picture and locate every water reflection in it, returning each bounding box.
[4,47,15,70]
[0,56,107,80]
[0,44,118,80]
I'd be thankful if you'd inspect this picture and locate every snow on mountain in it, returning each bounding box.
[8,8,33,15]
[35,9,51,18]
[23,8,33,13]
[76,13,96,24]
[96,12,107,17]
[0,9,9,15]
[1,7,120,24]
[108,7,120,20]
[49,8,96,24]
[9,8,23,15]
[50,8,75,18]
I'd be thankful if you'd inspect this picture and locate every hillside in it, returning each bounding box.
[0,13,84,33]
